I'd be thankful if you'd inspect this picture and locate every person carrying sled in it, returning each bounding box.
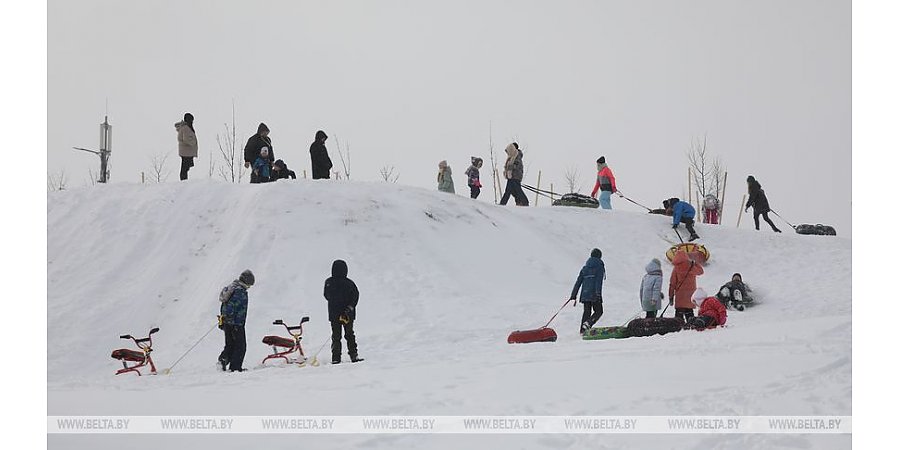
[569,248,605,334]
[271,159,297,180]
[685,288,727,330]
[668,251,704,323]
[590,156,618,210]
[175,112,198,181]
[669,197,700,241]
[702,194,721,225]
[640,258,664,318]
[437,160,455,194]
[253,147,273,183]
[218,269,255,372]
[310,130,333,180]
[324,260,363,364]
[745,175,781,232]
[500,143,529,206]
[244,123,274,184]
[465,157,483,199]
[716,273,753,310]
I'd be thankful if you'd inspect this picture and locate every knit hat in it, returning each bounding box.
[590,248,602,258]
[597,156,606,164]
[239,269,255,287]
[691,288,707,306]
[732,273,742,281]
[258,123,269,134]
[274,159,285,169]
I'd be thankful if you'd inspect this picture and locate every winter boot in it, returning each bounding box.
[580,321,590,335]
[332,358,341,365]
[688,234,700,242]
[351,357,365,363]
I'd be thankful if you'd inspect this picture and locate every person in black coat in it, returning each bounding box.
[324,260,362,364]
[309,130,333,180]
[271,159,297,180]
[244,123,274,184]
[745,175,781,232]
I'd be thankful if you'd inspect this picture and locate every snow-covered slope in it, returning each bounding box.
[47,180,851,449]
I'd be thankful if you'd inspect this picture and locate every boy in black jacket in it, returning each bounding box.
[324,260,362,364]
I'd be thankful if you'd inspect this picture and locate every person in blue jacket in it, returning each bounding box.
[668,197,700,241]
[217,269,254,372]
[569,248,606,334]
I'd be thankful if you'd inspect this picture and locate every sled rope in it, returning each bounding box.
[162,322,217,375]
[309,337,331,367]
[769,209,797,230]
[615,190,652,211]
[521,183,563,199]
[544,298,575,328]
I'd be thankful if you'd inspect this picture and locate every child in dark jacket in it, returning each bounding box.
[324,260,363,364]
[218,269,255,372]
[465,157,483,199]
[271,159,297,180]
[570,248,606,334]
[253,147,273,183]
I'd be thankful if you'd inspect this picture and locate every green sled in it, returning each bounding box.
[582,326,631,340]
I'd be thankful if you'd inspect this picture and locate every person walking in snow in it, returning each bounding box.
[243,123,274,184]
[174,112,198,181]
[640,258,664,318]
[745,175,781,232]
[465,157,483,199]
[668,252,704,323]
[310,130,333,180]
[271,159,297,180]
[324,260,363,364]
[437,160,456,194]
[500,143,529,206]
[684,288,727,330]
[569,248,605,334]
[218,269,255,372]
[253,147,273,183]
[702,194,721,225]
[590,156,618,209]
[669,197,700,241]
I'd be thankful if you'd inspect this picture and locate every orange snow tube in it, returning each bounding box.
[665,243,710,265]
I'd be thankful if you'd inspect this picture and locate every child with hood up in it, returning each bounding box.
[639,258,664,318]
[465,157,483,199]
[437,160,455,194]
[668,251,704,322]
[569,248,606,334]
[685,288,728,330]
[324,260,363,364]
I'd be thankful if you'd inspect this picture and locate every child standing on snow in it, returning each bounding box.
[570,248,606,334]
[640,258,664,318]
[702,194,720,225]
[685,288,728,330]
[437,160,455,194]
[324,260,363,364]
[254,147,273,183]
[465,157,483,199]
[218,269,255,372]
[668,251,704,323]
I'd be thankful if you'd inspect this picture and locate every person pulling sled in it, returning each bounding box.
[668,251,704,323]
[669,197,700,241]
[324,260,363,364]
[745,175,781,233]
[218,269,255,372]
[570,248,605,334]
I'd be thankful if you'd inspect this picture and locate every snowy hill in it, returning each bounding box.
[47,180,851,449]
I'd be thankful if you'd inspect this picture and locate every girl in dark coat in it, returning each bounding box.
[745,176,781,232]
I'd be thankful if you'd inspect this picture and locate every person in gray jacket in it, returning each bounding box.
[639,258,664,318]
[175,113,198,181]
[437,160,455,194]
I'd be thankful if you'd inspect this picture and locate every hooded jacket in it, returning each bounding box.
[503,144,524,181]
[324,260,360,322]
[244,133,274,165]
[639,259,664,312]
[310,130,333,180]
[271,160,297,180]
[668,252,704,309]
[745,177,771,213]
[175,121,198,157]
[437,162,455,193]
[570,256,605,303]
[219,280,250,326]
[672,200,696,225]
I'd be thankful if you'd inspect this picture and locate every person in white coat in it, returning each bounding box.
[175,113,198,181]
[639,258,664,318]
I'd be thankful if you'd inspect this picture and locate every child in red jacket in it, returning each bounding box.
[685,288,727,330]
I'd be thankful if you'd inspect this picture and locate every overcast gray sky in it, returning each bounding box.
[48,0,850,233]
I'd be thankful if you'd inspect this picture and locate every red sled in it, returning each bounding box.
[110,327,159,376]
[508,327,558,344]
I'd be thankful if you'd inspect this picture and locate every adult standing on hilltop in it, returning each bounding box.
[500,143,529,206]
[243,123,274,184]
[590,156,617,209]
[310,130,333,180]
[745,175,781,233]
[175,113,198,181]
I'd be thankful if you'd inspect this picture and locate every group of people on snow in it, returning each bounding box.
[216,261,363,372]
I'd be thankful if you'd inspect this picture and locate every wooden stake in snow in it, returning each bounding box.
[737,194,746,228]
[534,170,542,206]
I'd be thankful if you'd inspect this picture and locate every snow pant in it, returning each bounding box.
[469,185,481,199]
[674,307,695,323]
[753,210,781,232]
[704,209,719,224]
[687,315,715,329]
[180,156,194,181]
[678,216,698,237]
[331,320,358,362]
[500,179,529,206]
[645,310,657,319]
[599,191,612,209]
[218,324,247,371]
[581,301,604,331]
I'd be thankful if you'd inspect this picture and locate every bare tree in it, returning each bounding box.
[216,101,246,183]
[85,168,97,186]
[489,122,499,203]
[333,134,351,180]
[564,165,582,193]
[379,165,400,183]
[208,151,217,179]
[687,134,725,199]
[47,170,68,192]
[148,152,170,183]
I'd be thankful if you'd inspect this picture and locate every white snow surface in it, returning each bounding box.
[48,180,851,449]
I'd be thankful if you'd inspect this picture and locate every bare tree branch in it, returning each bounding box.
[379,165,400,183]
[687,134,725,200]
[564,165,582,193]
[148,152,170,183]
[334,134,351,180]
[47,170,68,192]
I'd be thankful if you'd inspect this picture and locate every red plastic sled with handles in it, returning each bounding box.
[507,299,573,344]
